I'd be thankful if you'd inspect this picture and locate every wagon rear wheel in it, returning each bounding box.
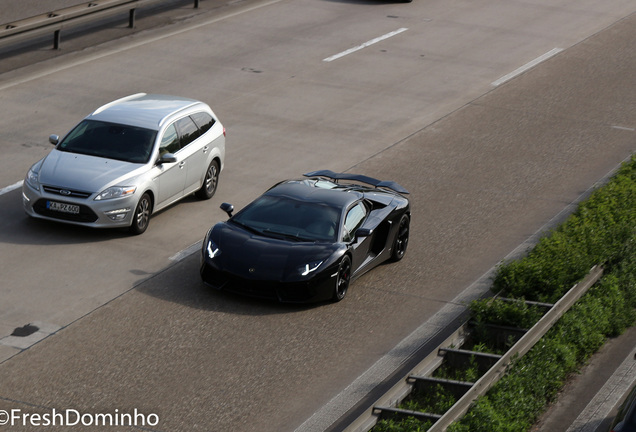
[195,160,220,200]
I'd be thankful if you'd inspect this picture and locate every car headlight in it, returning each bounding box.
[300,260,323,276]
[206,239,221,259]
[94,186,136,201]
[25,166,40,191]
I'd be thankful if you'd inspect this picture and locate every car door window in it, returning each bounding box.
[159,124,180,155]
[176,116,200,148]
[190,112,216,135]
[343,202,367,242]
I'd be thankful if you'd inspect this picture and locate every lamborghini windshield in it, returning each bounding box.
[231,195,340,242]
[57,119,157,164]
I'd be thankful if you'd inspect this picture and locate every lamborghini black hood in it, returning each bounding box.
[207,221,343,283]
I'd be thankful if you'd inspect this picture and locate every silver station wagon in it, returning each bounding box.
[22,93,226,234]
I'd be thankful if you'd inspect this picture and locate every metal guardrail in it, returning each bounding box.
[344,265,605,432]
[0,0,201,50]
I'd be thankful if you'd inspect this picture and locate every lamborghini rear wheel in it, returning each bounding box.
[333,255,351,302]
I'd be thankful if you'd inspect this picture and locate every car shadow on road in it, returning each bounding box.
[134,251,328,317]
[4,214,133,245]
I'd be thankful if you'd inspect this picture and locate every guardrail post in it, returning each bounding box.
[53,30,61,50]
[128,8,136,28]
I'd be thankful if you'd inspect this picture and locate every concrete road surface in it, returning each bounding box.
[0,0,634,431]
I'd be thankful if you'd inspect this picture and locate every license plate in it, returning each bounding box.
[47,201,80,214]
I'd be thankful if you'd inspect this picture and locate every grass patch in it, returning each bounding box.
[372,156,636,432]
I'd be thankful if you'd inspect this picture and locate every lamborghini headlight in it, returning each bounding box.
[206,239,221,259]
[300,260,323,276]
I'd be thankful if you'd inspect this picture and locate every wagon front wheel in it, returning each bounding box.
[129,193,152,235]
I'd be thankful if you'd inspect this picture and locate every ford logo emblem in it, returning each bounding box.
[60,190,71,196]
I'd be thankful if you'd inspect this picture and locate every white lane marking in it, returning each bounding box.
[0,180,23,196]
[612,125,635,132]
[323,28,409,62]
[492,48,563,86]
[169,241,203,262]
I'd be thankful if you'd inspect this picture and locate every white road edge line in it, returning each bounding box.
[323,28,409,62]
[492,48,563,86]
[170,241,203,262]
[0,180,23,196]
[612,125,635,132]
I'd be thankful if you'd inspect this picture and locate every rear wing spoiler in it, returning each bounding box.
[304,170,409,195]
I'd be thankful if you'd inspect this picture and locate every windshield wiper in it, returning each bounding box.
[262,229,310,242]
[230,220,262,236]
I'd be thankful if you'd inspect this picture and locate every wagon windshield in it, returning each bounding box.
[57,120,157,164]
[232,196,340,242]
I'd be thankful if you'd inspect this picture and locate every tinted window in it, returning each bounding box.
[232,196,340,242]
[343,202,367,242]
[159,124,180,155]
[176,116,200,148]
[58,119,156,164]
[191,112,215,135]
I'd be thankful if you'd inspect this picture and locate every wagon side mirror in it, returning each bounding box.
[220,202,234,218]
[49,134,59,145]
[158,153,177,164]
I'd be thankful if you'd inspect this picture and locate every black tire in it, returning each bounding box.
[129,193,152,235]
[195,159,220,200]
[333,255,352,302]
[391,214,410,261]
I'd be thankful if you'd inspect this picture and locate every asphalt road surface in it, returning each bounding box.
[0,0,634,431]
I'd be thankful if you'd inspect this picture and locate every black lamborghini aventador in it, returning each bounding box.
[200,170,410,303]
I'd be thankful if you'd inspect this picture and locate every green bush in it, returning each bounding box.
[470,298,544,329]
[401,384,457,414]
[373,157,636,432]
[452,263,636,431]
[373,416,432,432]
[450,157,636,431]
[493,157,636,303]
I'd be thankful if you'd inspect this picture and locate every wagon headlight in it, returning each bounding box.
[25,166,41,191]
[94,186,136,201]
[206,239,221,259]
[300,260,323,276]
